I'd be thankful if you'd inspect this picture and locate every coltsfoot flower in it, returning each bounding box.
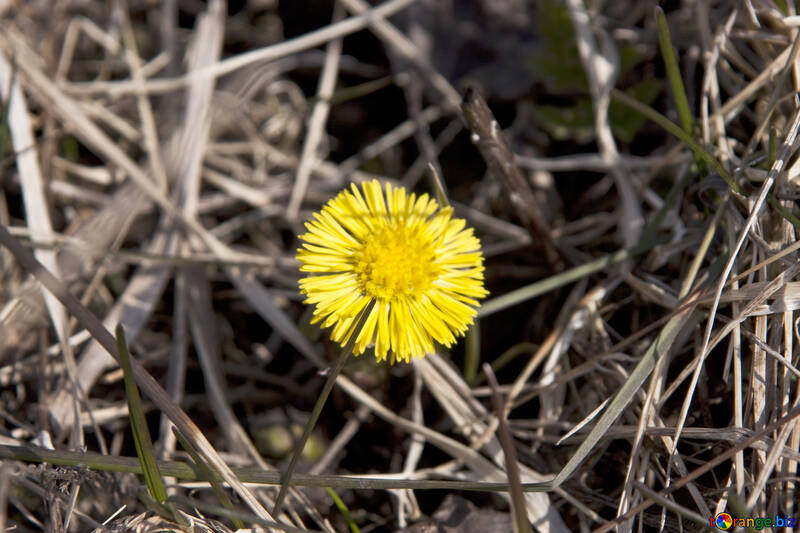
[297,180,488,363]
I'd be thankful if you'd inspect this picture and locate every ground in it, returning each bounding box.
[0,1,798,532]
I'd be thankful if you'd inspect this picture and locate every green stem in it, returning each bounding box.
[0,443,553,492]
[611,87,800,231]
[272,298,377,516]
[463,322,480,384]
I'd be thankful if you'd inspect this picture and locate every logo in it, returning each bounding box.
[713,513,733,530]
[711,512,795,530]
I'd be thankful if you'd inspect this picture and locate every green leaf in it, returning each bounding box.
[656,6,706,174]
[608,78,663,143]
[327,487,360,533]
[656,7,694,136]
[116,325,167,504]
[531,79,661,144]
[528,0,587,94]
[619,44,647,76]
[530,100,595,143]
[527,0,662,144]
[60,136,81,163]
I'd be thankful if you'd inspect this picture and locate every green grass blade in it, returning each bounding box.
[427,162,451,208]
[116,324,167,504]
[655,7,694,137]
[0,60,15,160]
[766,194,800,228]
[326,487,360,533]
[477,240,659,317]
[611,89,800,230]
[138,492,188,527]
[550,300,698,487]
[610,88,736,191]
[655,6,707,175]
[323,75,393,107]
[473,342,538,386]
[0,443,555,492]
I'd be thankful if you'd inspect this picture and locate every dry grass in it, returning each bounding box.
[0,1,799,532]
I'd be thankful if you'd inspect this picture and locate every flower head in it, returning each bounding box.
[297,180,488,363]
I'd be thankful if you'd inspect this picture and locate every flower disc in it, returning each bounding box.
[297,180,488,363]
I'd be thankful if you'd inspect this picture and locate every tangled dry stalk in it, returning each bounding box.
[0,1,799,532]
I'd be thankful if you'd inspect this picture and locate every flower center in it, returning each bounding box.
[354,224,438,301]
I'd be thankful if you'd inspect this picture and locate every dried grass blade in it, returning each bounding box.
[167,495,315,533]
[566,0,643,248]
[0,53,84,447]
[593,405,800,533]
[339,0,461,108]
[287,2,345,220]
[0,223,272,521]
[48,228,177,429]
[669,101,800,486]
[184,266,263,460]
[462,88,561,265]
[550,293,698,487]
[172,428,244,530]
[483,364,532,533]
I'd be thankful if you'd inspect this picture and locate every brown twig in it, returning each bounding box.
[461,87,561,267]
[483,363,532,533]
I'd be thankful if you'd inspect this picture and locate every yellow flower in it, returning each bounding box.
[297,180,488,363]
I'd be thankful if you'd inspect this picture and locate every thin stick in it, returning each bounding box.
[52,0,419,97]
[0,222,272,521]
[287,1,345,220]
[668,98,800,486]
[483,364,532,533]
